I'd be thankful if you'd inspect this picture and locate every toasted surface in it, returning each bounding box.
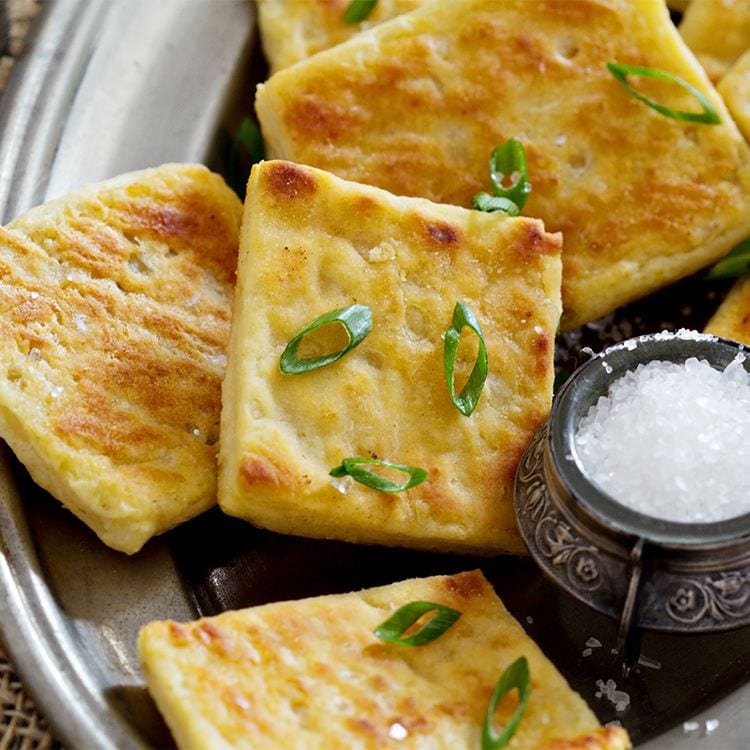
[0,164,242,553]
[138,570,631,750]
[257,0,426,73]
[679,0,750,82]
[218,161,562,555]
[718,50,750,143]
[704,275,750,344]
[256,0,750,330]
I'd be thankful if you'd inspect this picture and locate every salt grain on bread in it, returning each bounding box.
[219,160,562,555]
[255,0,750,330]
[0,164,242,553]
[138,570,632,750]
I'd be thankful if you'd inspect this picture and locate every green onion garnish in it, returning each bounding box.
[706,237,750,280]
[374,601,461,646]
[444,301,489,416]
[280,304,372,374]
[224,116,266,198]
[472,139,531,215]
[344,0,378,25]
[482,657,532,750]
[471,193,521,216]
[489,138,532,210]
[235,116,266,164]
[607,62,720,125]
[329,457,427,492]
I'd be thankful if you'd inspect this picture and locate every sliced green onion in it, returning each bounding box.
[482,657,532,750]
[235,116,266,164]
[444,301,488,416]
[224,116,266,198]
[471,192,520,216]
[344,0,378,24]
[329,457,427,492]
[706,237,750,280]
[488,138,532,210]
[607,62,720,124]
[374,601,461,646]
[280,305,372,374]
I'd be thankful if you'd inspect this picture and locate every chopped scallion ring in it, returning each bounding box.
[473,139,531,215]
[489,138,532,210]
[607,62,720,125]
[482,657,532,750]
[344,0,378,25]
[329,457,427,492]
[706,237,750,280]
[235,116,265,164]
[444,301,489,416]
[471,193,521,216]
[279,304,372,374]
[374,601,461,646]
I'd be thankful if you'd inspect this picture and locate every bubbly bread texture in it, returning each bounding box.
[0,164,242,553]
[256,0,750,330]
[679,0,750,82]
[718,51,750,143]
[257,0,426,73]
[219,160,562,555]
[705,275,750,345]
[138,570,631,750]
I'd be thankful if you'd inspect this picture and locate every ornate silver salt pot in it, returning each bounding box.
[515,331,750,676]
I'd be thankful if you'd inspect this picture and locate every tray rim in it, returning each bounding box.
[0,1,747,748]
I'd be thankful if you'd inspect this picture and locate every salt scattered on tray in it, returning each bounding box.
[637,654,662,671]
[705,719,720,734]
[595,678,630,712]
[575,355,750,523]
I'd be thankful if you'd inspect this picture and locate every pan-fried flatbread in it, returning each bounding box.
[679,0,750,82]
[256,0,750,330]
[257,0,693,73]
[219,160,561,555]
[718,50,750,143]
[0,164,242,553]
[138,570,632,750]
[705,275,750,344]
[256,0,426,73]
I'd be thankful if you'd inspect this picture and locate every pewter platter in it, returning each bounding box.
[0,1,748,748]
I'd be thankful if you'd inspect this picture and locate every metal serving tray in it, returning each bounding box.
[0,1,747,748]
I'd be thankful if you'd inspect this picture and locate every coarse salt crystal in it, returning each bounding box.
[683,721,700,733]
[389,723,408,741]
[526,616,534,625]
[330,475,354,494]
[72,313,88,333]
[594,678,630,713]
[705,719,720,734]
[637,654,661,670]
[574,355,750,522]
[582,648,592,657]
[585,637,602,648]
